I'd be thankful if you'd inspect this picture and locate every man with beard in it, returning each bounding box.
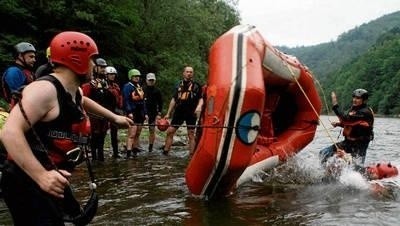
[2,42,36,109]
[82,58,115,161]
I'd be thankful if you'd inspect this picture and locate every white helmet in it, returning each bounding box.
[105,66,117,74]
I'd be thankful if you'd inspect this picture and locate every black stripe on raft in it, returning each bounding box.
[204,32,244,199]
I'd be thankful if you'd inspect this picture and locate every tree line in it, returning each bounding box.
[0,0,240,107]
[281,11,400,116]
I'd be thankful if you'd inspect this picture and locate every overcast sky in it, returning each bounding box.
[238,0,400,47]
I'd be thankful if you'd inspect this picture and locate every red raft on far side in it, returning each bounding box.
[185,25,322,199]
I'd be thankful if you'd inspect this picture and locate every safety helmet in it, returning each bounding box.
[50,31,98,75]
[352,88,368,100]
[156,118,170,131]
[95,57,107,67]
[146,73,156,81]
[128,69,141,79]
[14,42,36,58]
[46,47,51,59]
[105,66,117,74]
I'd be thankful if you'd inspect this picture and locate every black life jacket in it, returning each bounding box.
[26,75,89,169]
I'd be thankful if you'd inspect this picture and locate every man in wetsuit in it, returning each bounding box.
[105,66,123,158]
[162,66,203,156]
[320,88,374,166]
[144,73,163,152]
[122,69,148,158]
[82,58,115,161]
[0,31,132,225]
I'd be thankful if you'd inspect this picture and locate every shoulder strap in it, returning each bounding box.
[37,75,65,94]
[37,75,70,121]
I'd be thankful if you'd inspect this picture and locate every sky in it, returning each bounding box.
[237,0,400,47]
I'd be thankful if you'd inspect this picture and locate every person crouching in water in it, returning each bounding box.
[0,31,132,225]
[320,89,374,168]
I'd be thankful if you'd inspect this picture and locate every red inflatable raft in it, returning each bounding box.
[185,25,322,199]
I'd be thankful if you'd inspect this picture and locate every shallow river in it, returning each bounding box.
[1,116,399,225]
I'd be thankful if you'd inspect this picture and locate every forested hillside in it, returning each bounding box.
[324,27,400,115]
[280,11,400,82]
[0,0,240,106]
[280,11,400,116]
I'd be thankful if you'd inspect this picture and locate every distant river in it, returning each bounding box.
[1,116,399,225]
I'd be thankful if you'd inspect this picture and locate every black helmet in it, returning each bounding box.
[14,42,36,58]
[95,57,107,67]
[352,88,368,100]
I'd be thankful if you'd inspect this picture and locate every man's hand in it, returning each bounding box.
[194,107,202,118]
[37,169,70,198]
[113,115,134,128]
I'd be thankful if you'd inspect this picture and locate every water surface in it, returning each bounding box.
[1,116,399,225]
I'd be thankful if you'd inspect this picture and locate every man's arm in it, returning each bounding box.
[0,81,70,198]
[164,98,176,119]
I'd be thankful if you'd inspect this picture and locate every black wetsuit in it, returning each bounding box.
[1,75,85,225]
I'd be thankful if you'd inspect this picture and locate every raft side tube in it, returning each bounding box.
[186,25,265,198]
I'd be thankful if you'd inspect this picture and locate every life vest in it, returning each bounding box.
[341,107,374,141]
[342,120,370,137]
[1,65,35,108]
[131,83,144,101]
[177,81,193,101]
[107,82,122,108]
[84,79,116,111]
[176,80,200,105]
[23,75,89,168]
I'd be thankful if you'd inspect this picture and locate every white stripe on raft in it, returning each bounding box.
[263,46,301,81]
[236,155,280,187]
[199,26,255,196]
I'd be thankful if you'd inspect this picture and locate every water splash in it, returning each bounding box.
[338,168,370,190]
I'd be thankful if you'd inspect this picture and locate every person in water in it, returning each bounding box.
[0,31,133,225]
[162,66,203,156]
[320,89,374,167]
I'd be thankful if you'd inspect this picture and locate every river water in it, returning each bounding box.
[0,116,399,225]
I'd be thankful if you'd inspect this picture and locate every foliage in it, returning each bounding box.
[280,11,400,82]
[0,0,240,108]
[280,11,400,116]
[324,28,400,115]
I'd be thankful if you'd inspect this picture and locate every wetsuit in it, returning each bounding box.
[144,85,163,126]
[0,75,87,225]
[107,80,122,157]
[82,78,115,161]
[171,80,202,127]
[320,103,374,165]
[122,81,147,123]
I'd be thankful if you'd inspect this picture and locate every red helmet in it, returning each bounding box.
[157,118,170,131]
[366,163,399,180]
[50,31,98,76]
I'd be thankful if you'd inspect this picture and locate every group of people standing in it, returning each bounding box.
[0,32,205,225]
[0,31,133,225]
[0,31,378,225]
[1,39,204,162]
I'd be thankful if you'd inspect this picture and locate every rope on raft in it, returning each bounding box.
[273,47,340,149]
